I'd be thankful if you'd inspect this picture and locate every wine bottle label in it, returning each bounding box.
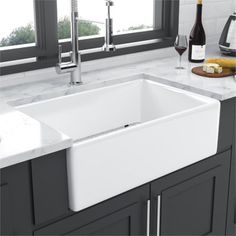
[191,45,206,60]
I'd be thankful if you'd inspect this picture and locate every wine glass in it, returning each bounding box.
[174,35,188,69]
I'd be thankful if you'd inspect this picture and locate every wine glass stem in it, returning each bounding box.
[179,55,182,68]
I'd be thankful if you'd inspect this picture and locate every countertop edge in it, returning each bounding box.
[0,138,72,169]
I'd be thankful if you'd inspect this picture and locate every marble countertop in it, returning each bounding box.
[0,44,235,168]
[0,45,236,107]
[0,103,72,168]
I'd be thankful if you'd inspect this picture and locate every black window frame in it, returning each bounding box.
[0,0,179,76]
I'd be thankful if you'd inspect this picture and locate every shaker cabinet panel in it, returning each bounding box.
[0,184,12,236]
[151,150,231,236]
[66,203,141,236]
[31,150,69,225]
[0,162,33,235]
[161,169,220,235]
[34,184,149,236]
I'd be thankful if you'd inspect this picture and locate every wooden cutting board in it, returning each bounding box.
[192,66,235,78]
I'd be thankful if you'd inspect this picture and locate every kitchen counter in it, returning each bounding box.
[0,103,72,168]
[0,44,235,168]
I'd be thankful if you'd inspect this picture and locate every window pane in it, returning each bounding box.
[113,0,154,34]
[57,0,105,40]
[57,0,154,41]
[0,0,36,48]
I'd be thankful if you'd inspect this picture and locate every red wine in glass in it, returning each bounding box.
[174,35,188,69]
[175,46,187,56]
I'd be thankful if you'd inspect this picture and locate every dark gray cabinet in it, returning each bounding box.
[0,162,33,236]
[160,172,221,235]
[224,97,236,235]
[34,185,149,236]
[150,150,231,236]
[65,204,141,236]
[0,184,12,235]
[30,150,69,225]
[0,149,233,235]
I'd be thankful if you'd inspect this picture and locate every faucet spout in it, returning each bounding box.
[56,0,82,85]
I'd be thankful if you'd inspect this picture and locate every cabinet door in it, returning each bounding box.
[66,203,141,236]
[31,150,69,225]
[34,185,149,236]
[0,162,33,236]
[151,150,231,236]
[0,184,13,235]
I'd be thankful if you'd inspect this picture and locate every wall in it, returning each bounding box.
[179,0,235,44]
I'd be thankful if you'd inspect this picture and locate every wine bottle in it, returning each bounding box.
[188,0,206,63]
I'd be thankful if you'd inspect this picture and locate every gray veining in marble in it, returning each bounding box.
[0,45,236,107]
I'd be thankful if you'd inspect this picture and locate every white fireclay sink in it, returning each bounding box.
[18,74,220,212]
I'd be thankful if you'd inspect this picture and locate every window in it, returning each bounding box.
[0,0,179,75]
[113,0,154,34]
[57,0,154,40]
[0,0,36,48]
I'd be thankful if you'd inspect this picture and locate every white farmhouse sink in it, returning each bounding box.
[18,74,220,212]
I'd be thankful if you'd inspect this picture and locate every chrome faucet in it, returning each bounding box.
[56,0,116,85]
[56,0,82,85]
[103,0,116,52]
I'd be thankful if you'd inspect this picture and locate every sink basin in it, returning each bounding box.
[18,74,220,212]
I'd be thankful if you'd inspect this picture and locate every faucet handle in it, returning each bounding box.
[58,45,62,64]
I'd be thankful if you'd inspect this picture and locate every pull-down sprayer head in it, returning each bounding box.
[71,0,78,13]
[103,0,116,52]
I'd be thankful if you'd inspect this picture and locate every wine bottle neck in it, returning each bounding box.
[196,4,203,23]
